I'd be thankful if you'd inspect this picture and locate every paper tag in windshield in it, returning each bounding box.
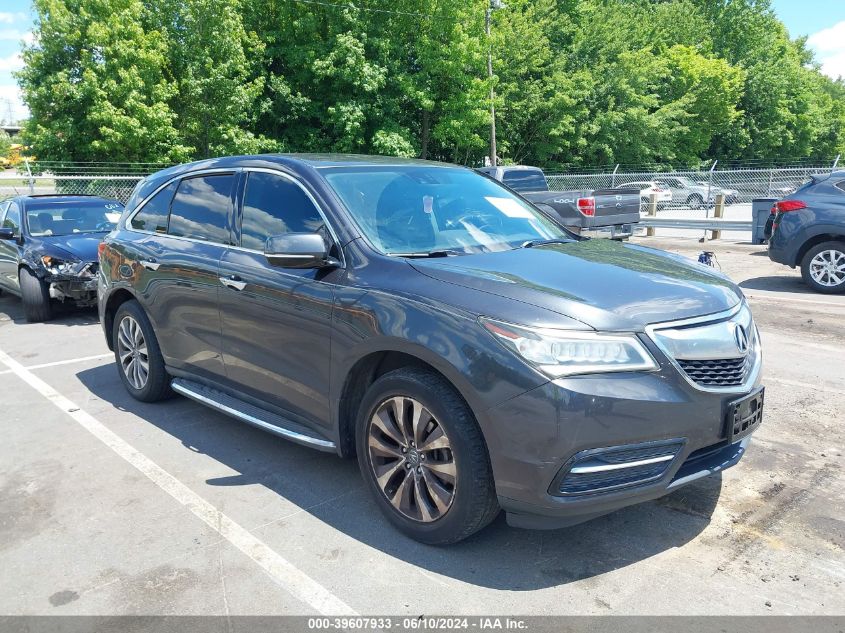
[423,195,434,214]
[485,196,533,219]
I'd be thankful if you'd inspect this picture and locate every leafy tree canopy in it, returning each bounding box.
[16,0,845,168]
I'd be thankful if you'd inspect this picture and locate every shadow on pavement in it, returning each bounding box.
[0,294,98,326]
[739,275,813,294]
[76,362,722,591]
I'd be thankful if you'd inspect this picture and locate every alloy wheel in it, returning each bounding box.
[809,249,845,287]
[117,315,149,390]
[367,396,456,523]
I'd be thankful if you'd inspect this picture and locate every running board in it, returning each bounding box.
[171,378,336,452]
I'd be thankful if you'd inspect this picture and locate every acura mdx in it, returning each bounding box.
[99,155,764,544]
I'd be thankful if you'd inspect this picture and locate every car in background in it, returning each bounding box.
[477,165,640,240]
[99,154,763,544]
[0,194,123,321]
[654,175,737,208]
[617,181,672,209]
[768,170,845,294]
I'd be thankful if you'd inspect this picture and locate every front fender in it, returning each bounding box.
[329,286,549,444]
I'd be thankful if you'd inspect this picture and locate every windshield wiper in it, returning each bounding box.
[388,250,460,258]
[518,238,574,249]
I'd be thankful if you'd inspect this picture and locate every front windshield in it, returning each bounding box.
[26,200,123,237]
[321,166,567,255]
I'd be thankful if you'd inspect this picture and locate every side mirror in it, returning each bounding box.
[264,233,340,269]
[0,228,16,241]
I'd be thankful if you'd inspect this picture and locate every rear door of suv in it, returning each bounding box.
[217,168,339,432]
[0,201,22,292]
[125,170,238,382]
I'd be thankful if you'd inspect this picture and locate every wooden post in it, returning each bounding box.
[710,194,725,240]
[646,193,658,237]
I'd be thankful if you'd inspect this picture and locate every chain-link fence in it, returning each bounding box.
[0,160,174,203]
[546,164,839,210]
[0,174,145,203]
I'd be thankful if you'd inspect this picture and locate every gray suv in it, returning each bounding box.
[99,155,764,544]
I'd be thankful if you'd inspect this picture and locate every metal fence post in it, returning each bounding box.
[710,194,725,240]
[24,158,34,195]
[833,154,841,171]
[646,193,657,237]
[767,169,773,197]
[611,164,619,187]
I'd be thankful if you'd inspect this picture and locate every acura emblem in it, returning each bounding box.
[733,324,749,354]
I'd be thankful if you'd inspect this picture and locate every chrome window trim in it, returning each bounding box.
[124,166,345,268]
[644,301,762,394]
[234,167,345,268]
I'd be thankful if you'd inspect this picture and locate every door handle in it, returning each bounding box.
[139,258,161,271]
[219,275,247,291]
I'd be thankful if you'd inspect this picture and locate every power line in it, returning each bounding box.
[287,0,431,18]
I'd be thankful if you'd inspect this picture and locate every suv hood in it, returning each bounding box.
[36,233,104,262]
[409,239,741,331]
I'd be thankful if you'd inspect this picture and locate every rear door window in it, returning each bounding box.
[168,174,235,244]
[131,181,177,234]
[239,172,325,250]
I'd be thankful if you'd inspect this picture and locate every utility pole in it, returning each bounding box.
[486,0,505,167]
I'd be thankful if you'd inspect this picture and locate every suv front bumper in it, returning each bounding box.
[482,368,762,530]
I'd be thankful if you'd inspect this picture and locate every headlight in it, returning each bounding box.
[481,318,658,378]
[41,255,80,275]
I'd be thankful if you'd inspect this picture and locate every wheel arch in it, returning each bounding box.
[795,232,845,267]
[334,345,486,459]
[102,287,140,351]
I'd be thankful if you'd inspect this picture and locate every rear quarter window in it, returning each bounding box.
[130,181,177,234]
[835,180,845,194]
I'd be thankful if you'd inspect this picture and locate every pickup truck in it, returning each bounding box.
[477,165,641,239]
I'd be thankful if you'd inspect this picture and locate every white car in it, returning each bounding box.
[618,181,672,209]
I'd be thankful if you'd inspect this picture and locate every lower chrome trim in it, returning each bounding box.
[171,380,336,451]
[569,453,675,474]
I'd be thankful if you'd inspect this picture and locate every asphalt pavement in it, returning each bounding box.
[0,236,842,617]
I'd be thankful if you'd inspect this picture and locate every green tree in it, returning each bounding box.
[18,0,189,163]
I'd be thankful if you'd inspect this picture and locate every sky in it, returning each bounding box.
[0,0,844,123]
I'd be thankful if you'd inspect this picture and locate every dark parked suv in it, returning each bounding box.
[99,155,764,544]
[768,170,845,294]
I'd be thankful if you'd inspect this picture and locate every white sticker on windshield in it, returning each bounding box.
[485,196,533,219]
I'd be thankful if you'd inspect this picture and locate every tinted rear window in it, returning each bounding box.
[502,169,547,192]
[168,174,234,243]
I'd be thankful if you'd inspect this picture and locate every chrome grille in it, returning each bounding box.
[677,357,748,387]
[646,303,761,393]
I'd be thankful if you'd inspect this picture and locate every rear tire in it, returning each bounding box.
[355,367,499,545]
[112,300,172,402]
[18,267,52,323]
[800,241,845,294]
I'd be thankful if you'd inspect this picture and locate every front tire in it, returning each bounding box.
[355,367,499,545]
[18,267,52,323]
[112,300,172,402]
[800,241,845,294]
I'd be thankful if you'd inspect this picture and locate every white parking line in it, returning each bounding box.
[0,347,357,616]
[0,352,114,376]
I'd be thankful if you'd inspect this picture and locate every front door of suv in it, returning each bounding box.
[217,169,340,433]
[126,171,237,382]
